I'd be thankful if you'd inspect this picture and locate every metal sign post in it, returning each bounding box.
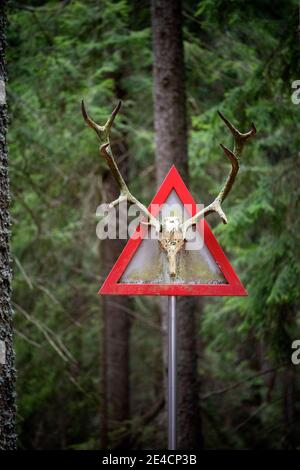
[168,296,177,450]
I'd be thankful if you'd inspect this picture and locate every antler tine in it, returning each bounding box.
[81,100,121,145]
[181,112,256,238]
[81,100,160,233]
[218,111,256,159]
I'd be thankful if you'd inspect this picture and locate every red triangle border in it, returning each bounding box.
[99,166,247,297]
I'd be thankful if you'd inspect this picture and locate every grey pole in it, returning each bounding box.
[168,295,177,450]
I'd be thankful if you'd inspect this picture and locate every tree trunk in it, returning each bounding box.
[0,1,17,450]
[282,365,296,449]
[100,86,131,449]
[151,0,203,449]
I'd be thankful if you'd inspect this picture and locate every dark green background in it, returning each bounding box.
[7,0,300,449]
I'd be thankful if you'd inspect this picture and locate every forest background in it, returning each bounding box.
[5,0,300,449]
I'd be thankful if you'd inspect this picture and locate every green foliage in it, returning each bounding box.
[188,0,300,448]
[7,0,300,449]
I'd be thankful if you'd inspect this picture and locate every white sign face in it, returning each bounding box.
[119,190,227,285]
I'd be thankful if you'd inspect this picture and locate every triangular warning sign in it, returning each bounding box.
[100,166,247,296]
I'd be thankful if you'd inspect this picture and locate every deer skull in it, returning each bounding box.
[158,216,185,277]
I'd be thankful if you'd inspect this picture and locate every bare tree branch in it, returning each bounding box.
[201,364,287,400]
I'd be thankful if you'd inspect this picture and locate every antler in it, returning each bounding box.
[81,100,161,233]
[181,112,256,238]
